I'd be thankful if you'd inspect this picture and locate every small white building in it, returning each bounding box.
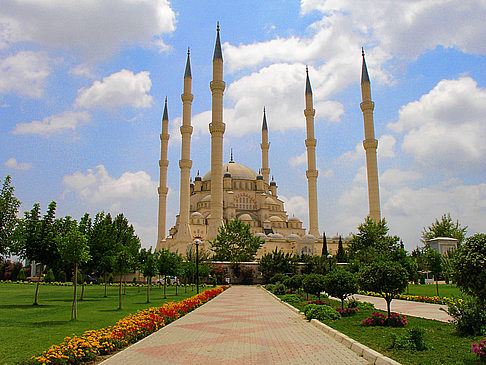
[428,237,458,255]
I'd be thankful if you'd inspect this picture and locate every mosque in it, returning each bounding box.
[156,24,381,259]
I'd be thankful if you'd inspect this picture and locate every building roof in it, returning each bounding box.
[238,213,253,221]
[191,212,203,218]
[203,162,258,181]
[269,215,283,222]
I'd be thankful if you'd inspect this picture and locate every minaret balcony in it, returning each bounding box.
[360,100,375,111]
[363,139,378,149]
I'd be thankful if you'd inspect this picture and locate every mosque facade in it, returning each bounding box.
[156,25,379,258]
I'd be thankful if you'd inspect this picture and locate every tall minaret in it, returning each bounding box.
[156,97,170,250]
[207,22,226,239]
[304,67,320,237]
[261,107,270,184]
[360,49,381,222]
[177,48,194,243]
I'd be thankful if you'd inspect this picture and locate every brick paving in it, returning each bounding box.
[101,286,368,365]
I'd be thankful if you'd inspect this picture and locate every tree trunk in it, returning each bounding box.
[72,263,78,320]
[435,276,439,296]
[341,298,344,310]
[123,281,126,295]
[118,275,122,310]
[33,265,42,306]
[146,277,150,303]
[386,297,392,319]
[175,280,178,296]
[104,273,107,297]
[163,275,167,299]
[80,281,85,301]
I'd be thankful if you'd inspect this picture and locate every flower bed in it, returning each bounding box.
[362,311,408,327]
[22,286,227,364]
[358,290,463,306]
[473,339,486,362]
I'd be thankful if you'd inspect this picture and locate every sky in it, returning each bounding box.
[1,0,486,252]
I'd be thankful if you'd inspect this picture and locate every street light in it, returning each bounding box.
[194,239,201,294]
[327,254,333,271]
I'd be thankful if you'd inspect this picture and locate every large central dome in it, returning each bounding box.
[202,162,258,181]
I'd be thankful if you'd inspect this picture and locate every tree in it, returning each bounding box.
[424,248,443,296]
[336,236,347,263]
[56,222,90,320]
[210,219,263,262]
[358,261,408,319]
[453,233,486,304]
[321,232,328,257]
[0,175,21,258]
[347,217,401,265]
[323,269,358,309]
[157,249,182,298]
[139,248,158,303]
[422,213,467,245]
[258,248,297,282]
[302,273,326,300]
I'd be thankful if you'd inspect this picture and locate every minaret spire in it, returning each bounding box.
[360,48,381,222]
[304,67,320,237]
[156,97,170,250]
[261,107,270,184]
[207,22,226,240]
[176,47,195,244]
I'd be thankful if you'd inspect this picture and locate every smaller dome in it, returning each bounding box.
[287,234,301,241]
[270,180,276,186]
[256,175,263,180]
[255,232,267,239]
[302,234,316,242]
[224,172,232,178]
[239,213,253,221]
[201,195,211,202]
[191,212,203,218]
[268,233,284,239]
[269,215,283,222]
[288,216,300,222]
[265,196,276,204]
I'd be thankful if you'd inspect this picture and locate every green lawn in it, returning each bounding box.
[403,284,466,299]
[0,282,201,365]
[281,293,483,365]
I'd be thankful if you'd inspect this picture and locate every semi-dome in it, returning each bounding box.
[269,215,283,222]
[287,234,301,241]
[302,234,316,242]
[238,213,253,221]
[203,162,257,181]
[268,233,284,239]
[288,216,300,222]
[191,212,203,218]
[255,232,267,239]
[265,196,277,204]
[201,194,211,202]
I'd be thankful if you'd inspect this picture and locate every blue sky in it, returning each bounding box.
[1,0,486,252]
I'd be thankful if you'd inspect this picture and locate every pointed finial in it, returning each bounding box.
[197,169,200,175]
[188,47,190,56]
[217,21,220,32]
[184,47,192,78]
[230,148,234,163]
[162,96,168,121]
[262,107,268,131]
[305,66,312,95]
[361,47,370,84]
[271,175,274,181]
[213,22,223,60]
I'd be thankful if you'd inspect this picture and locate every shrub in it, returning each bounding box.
[108,273,114,283]
[280,294,302,306]
[472,339,486,361]
[98,276,104,284]
[362,311,407,327]
[44,269,55,283]
[132,277,137,283]
[240,266,255,285]
[444,298,486,336]
[302,273,326,299]
[307,299,330,306]
[270,273,288,284]
[323,269,358,309]
[304,303,340,321]
[272,282,287,295]
[336,307,359,317]
[56,270,67,283]
[265,283,275,292]
[284,274,304,291]
[17,268,26,281]
[390,327,427,351]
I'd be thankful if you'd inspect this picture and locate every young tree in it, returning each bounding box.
[210,219,263,262]
[56,222,90,320]
[258,248,297,282]
[422,213,467,245]
[157,249,182,298]
[323,269,358,309]
[302,273,326,300]
[424,248,443,296]
[336,236,347,263]
[321,232,328,257]
[453,233,486,304]
[0,175,21,258]
[139,247,158,303]
[358,261,408,319]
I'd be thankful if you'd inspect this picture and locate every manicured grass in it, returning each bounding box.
[280,293,483,365]
[403,283,466,299]
[0,282,202,365]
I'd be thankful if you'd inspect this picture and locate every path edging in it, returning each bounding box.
[261,287,401,365]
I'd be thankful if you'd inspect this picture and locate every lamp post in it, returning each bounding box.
[194,239,201,294]
[327,254,333,271]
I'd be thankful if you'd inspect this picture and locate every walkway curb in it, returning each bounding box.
[261,288,401,365]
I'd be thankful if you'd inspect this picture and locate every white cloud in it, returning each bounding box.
[378,135,396,159]
[76,70,153,109]
[338,142,362,164]
[4,157,32,171]
[380,169,421,187]
[62,165,157,204]
[321,169,335,179]
[1,0,176,59]
[12,111,90,136]
[389,77,486,172]
[69,64,95,78]
[0,51,50,98]
[280,195,308,220]
[289,152,307,168]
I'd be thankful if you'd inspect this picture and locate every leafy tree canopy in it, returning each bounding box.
[258,248,297,282]
[0,175,21,257]
[323,269,358,309]
[422,213,467,245]
[210,219,263,262]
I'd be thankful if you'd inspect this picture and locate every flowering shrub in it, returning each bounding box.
[358,290,462,306]
[472,339,486,362]
[22,286,227,364]
[307,299,330,306]
[336,307,359,317]
[362,311,407,327]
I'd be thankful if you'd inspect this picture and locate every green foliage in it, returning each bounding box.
[240,266,255,284]
[453,233,486,303]
[422,213,467,245]
[444,298,486,336]
[86,212,115,279]
[304,303,340,321]
[272,282,287,295]
[347,217,401,265]
[258,248,297,282]
[56,223,90,267]
[336,236,347,262]
[279,294,302,306]
[139,248,158,280]
[321,233,328,256]
[44,269,55,283]
[210,218,263,262]
[323,269,358,309]
[17,268,26,281]
[284,274,304,291]
[390,327,427,351]
[269,273,287,284]
[358,261,408,318]
[108,273,114,283]
[157,249,183,278]
[0,175,21,257]
[302,273,326,299]
[424,247,443,295]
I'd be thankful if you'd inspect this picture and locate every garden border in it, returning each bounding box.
[261,286,401,365]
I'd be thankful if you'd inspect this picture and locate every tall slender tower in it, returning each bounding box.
[156,98,170,250]
[207,22,226,239]
[360,49,381,222]
[261,107,270,184]
[177,48,194,243]
[304,67,320,237]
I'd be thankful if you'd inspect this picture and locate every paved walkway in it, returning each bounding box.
[352,294,453,322]
[101,286,367,365]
